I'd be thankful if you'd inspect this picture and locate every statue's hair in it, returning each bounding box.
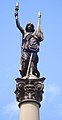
[25,23,35,32]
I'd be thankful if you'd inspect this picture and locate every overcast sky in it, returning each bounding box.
[0,0,62,120]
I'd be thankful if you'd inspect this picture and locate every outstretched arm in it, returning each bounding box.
[34,12,44,42]
[15,2,24,35]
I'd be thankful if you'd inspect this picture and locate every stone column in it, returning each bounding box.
[20,101,39,120]
[15,75,45,120]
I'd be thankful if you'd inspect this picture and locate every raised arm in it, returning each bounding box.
[15,2,24,35]
[35,12,44,42]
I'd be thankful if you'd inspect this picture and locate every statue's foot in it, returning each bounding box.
[19,69,26,77]
[33,69,40,78]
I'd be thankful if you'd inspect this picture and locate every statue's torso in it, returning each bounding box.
[22,32,40,52]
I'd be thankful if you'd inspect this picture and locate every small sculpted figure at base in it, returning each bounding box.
[15,2,44,78]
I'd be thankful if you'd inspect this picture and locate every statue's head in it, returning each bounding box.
[25,23,35,32]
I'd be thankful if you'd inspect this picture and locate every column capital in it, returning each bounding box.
[15,76,45,108]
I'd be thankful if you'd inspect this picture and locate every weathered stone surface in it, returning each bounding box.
[15,76,45,107]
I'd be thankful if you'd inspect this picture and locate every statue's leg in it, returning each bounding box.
[32,62,40,78]
[20,51,29,77]
[32,53,40,78]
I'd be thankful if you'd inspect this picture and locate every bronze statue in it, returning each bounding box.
[15,2,44,78]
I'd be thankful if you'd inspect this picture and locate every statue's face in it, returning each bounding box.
[25,23,34,32]
[27,24,33,32]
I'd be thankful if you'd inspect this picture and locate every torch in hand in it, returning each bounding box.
[36,11,44,41]
[37,11,41,31]
[15,2,19,18]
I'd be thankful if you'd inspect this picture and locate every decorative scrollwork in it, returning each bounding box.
[15,77,45,105]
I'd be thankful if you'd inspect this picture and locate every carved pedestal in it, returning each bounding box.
[15,75,45,108]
